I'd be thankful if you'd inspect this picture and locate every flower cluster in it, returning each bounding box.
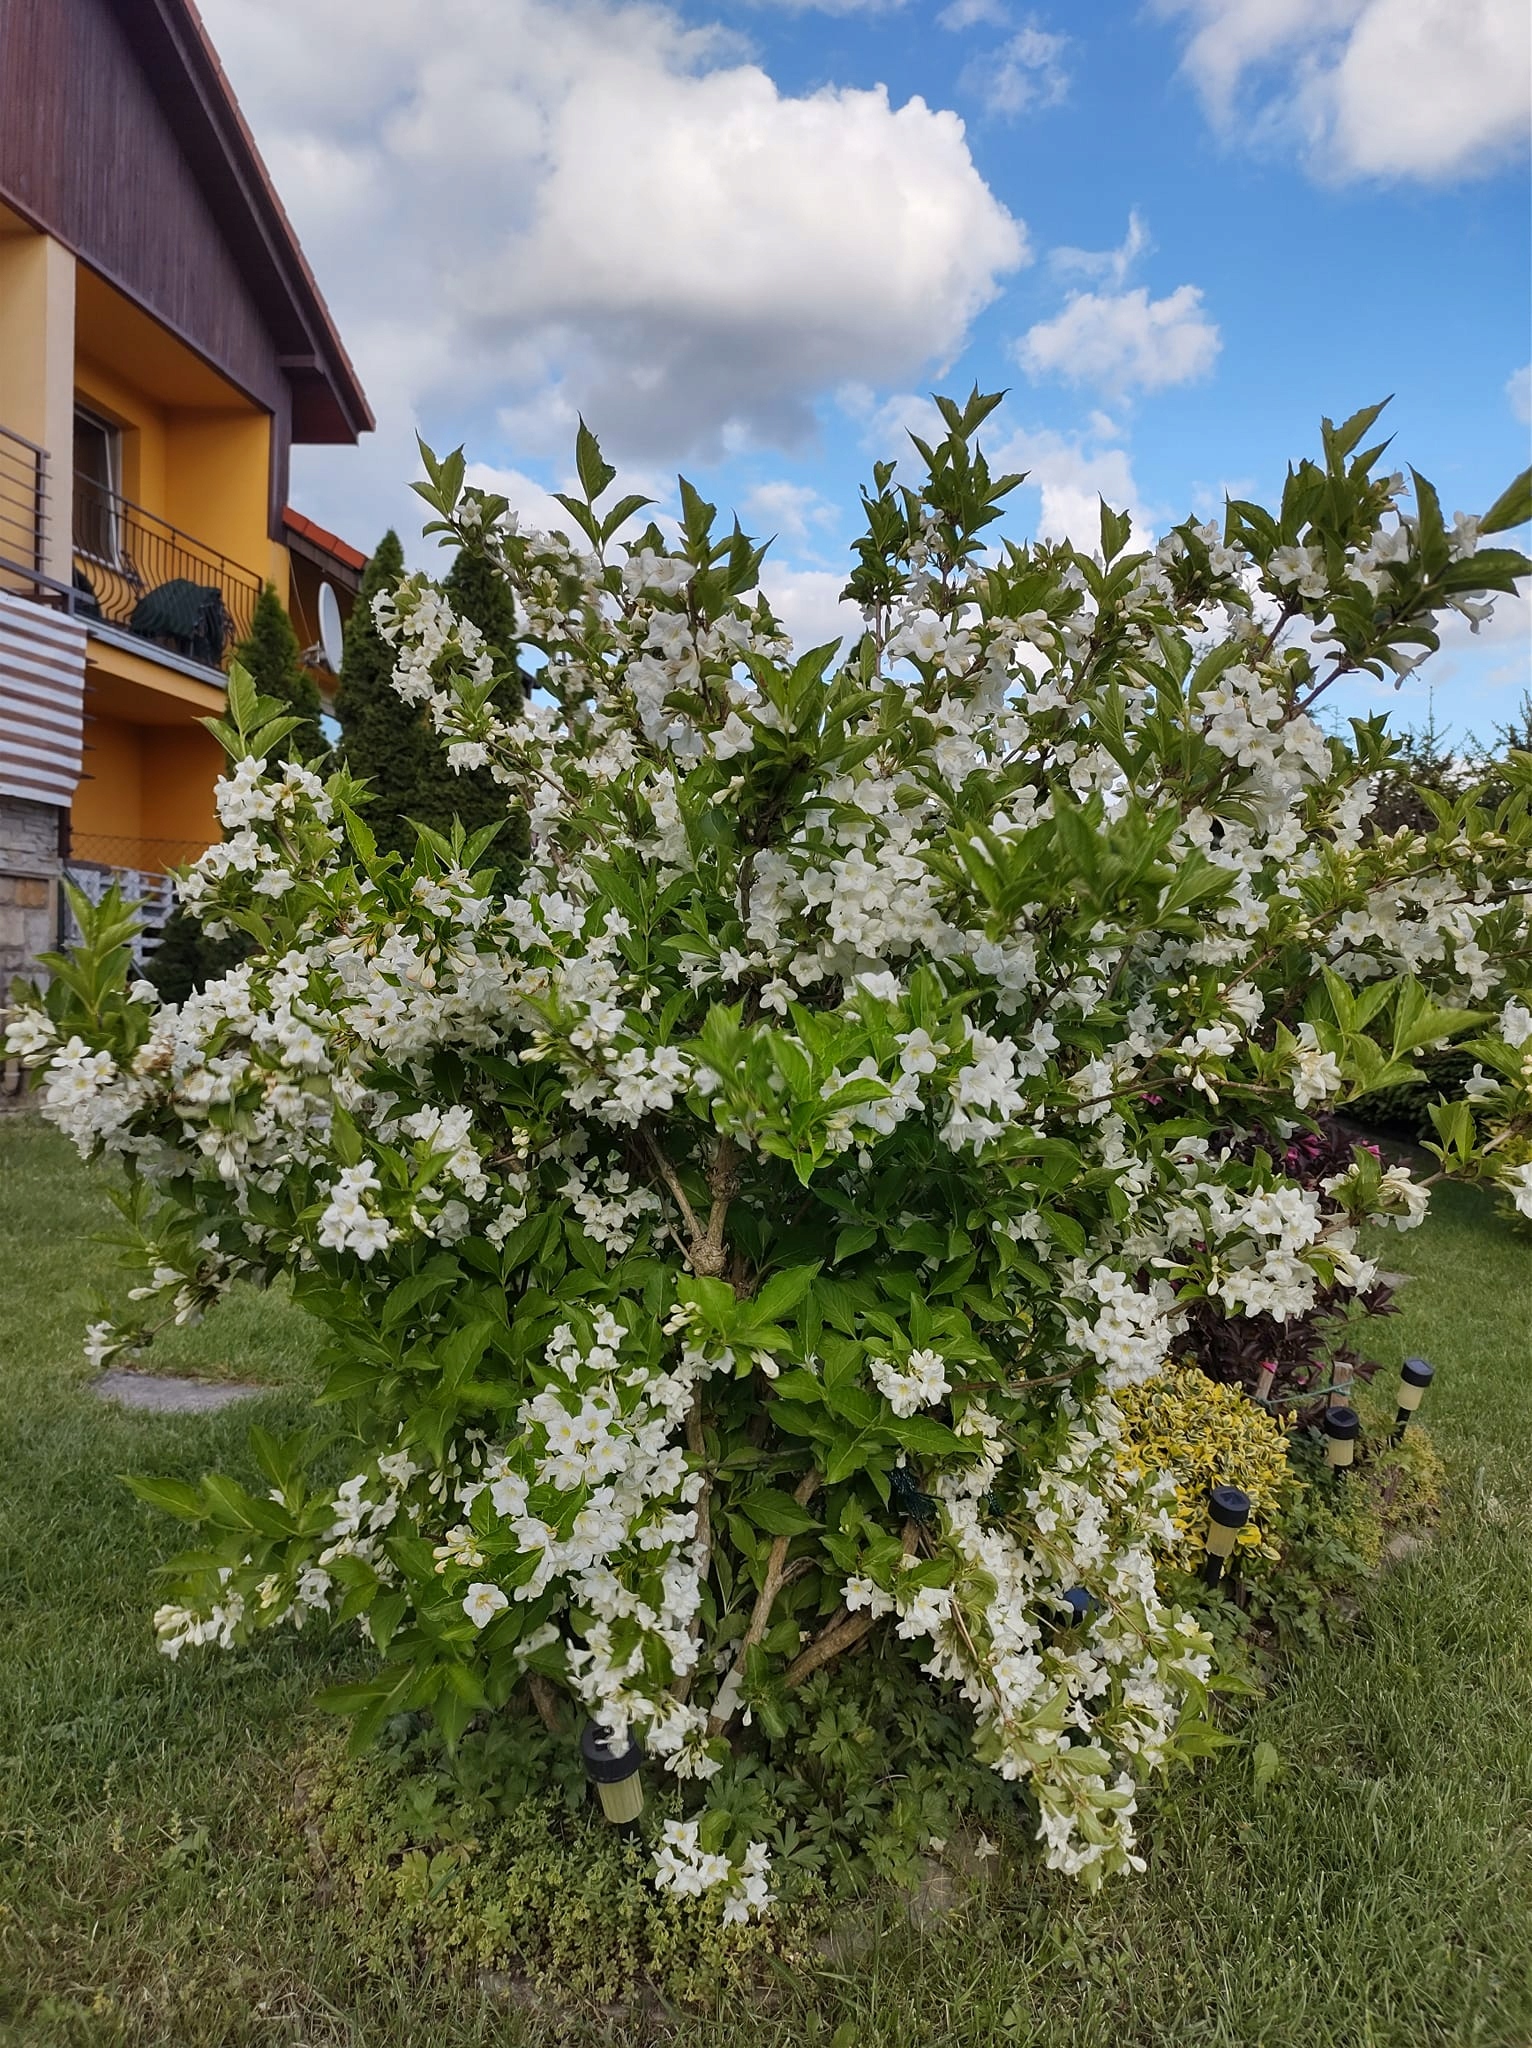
[7,393,1528,1893]
[651,1820,774,1925]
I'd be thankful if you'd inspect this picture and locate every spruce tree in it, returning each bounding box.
[236,582,325,762]
[443,543,519,658]
[148,581,317,1001]
[334,530,419,859]
[404,545,522,860]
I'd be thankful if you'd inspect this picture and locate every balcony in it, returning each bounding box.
[0,419,261,676]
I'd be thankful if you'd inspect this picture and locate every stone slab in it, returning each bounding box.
[94,1370,271,1413]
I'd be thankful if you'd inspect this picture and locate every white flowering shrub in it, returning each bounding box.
[8,395,1530,1898]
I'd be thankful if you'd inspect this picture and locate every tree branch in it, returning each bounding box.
[641,1123,705,1246]
[783,1519,921,1689]
[784,1608,876,1688]
[526,1673,565,1734]
[707,1466,820,1734]
[640,1127,741,1281]
[693,1134,741,1280]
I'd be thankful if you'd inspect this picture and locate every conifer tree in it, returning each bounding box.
[147,582,316,1000]
[334,530,419,858]
[404,545,522,860]
[236,582,324,762]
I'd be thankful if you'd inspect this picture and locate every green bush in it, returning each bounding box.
[1351,1045,1477,1140]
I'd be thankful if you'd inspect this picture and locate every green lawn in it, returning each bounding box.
[2,1110,1529,2047]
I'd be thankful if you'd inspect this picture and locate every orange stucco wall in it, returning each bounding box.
[73,708,143,845]
[64,267,297,866]
[72,679,224,865]
[73,352,169,510]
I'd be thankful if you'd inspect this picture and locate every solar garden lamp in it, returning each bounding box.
[1329,1359,1354,1411]
[1201,1485,1251,1587]
[1253,1361,1277,1403]
[1393,1357,1434,1443]
[580,1722,644,1830]
[1322,1405,1361,1472]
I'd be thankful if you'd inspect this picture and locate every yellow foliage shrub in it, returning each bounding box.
[1114,1364,1292,1570]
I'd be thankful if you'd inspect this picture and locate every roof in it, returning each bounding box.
[283,507,368,583]
[122,0,374,445]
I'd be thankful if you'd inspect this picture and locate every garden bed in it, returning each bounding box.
[3,1116,1529,2047]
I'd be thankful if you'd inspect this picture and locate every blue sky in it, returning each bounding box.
[201,0,1531,740]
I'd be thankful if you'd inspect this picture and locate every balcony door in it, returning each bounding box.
[73,406,122,566]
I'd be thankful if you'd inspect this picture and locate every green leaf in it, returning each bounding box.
[1251,1739,1282,1800]
[749,1263,820,1324]
[832,1225,877,1265]
[575,417,618,504]
[122,1475,207,1522]
[894,1415,965,1457]
[738,1488,821,1537]
[601,493,655,543]
[1479,466,1532,536]
[439,1315,498,1393]
[1041,1210,1087,1257]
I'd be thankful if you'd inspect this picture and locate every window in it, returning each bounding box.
[73,406,121,563]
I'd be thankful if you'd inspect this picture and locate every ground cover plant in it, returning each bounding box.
[6,395,1531,1922]
[2,1115,1528,2046]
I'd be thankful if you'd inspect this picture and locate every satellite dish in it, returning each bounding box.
[317,580,345,672]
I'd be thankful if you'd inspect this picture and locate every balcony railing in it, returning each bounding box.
[0,422,50,589]
[73,477,261,668]
[67,830,211,872]
[61,855,177,968]
[0,420,262,674]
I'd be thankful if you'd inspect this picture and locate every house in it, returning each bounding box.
[0,0,372,985]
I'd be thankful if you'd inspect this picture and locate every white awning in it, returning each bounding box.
[0,592,88,807]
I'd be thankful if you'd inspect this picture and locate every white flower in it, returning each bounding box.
[712,712,755,761]
[83,1320,122,1369]
[1289,1023,1343,1110]
[1498,999,1532,1050]
[1377,1165,1430,1231]
[1501,1163,1532,1221]
[463,1582,509,1628]
[3,1009,55,1056]
[869,1348,950,1418]
[844,1575,894,1618]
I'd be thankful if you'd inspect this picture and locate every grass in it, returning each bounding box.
[1,1110,1529,2046]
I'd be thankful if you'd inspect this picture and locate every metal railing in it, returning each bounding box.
[66,831,211,872]
[61,858,177,967]
[0,420,263,674]
[72,476,261,668]
[0,422,50,593]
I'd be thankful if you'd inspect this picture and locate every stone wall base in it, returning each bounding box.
[0,794,64,994]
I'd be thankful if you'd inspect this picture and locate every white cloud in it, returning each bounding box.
[744,480,838,545]
[840,385,950,452]
[758,564,865,652]
[1018,284,1221,395]
[962,22,1070,117]
[841,391,1150,550]
[1159,0,1531,182]
[939,0,1010,27]
[1051,210,1150,290]
[1407,587,1532,723]
[988,423,1153,547]
[1510,365,1532,428]
[198,0,1026,527]
[741,0,905,11]
[463,462,591,543]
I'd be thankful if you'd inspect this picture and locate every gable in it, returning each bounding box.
[0,0,369,444]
